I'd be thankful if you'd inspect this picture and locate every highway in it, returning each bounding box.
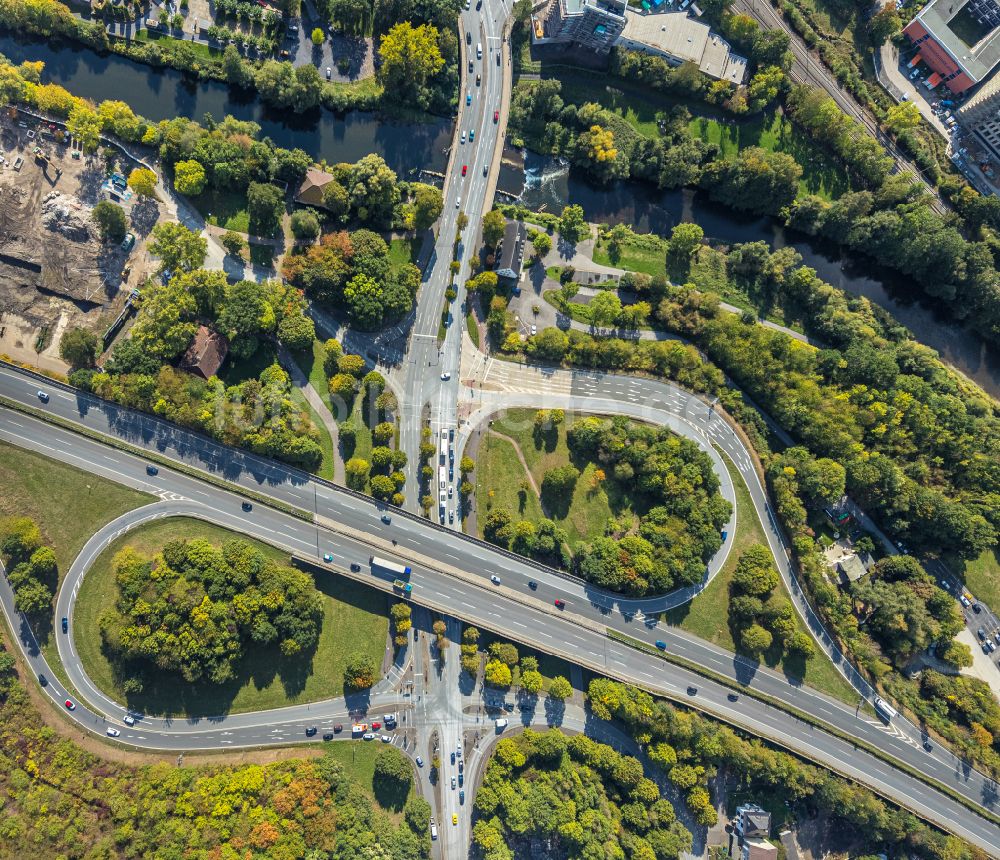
[397,0,510,525]
[1,369,1000,851]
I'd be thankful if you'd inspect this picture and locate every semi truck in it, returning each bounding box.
[370,555,411,577]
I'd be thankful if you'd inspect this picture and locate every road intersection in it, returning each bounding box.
[2,364,1000,853]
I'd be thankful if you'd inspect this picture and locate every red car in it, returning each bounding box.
[461,164,467,176]
[372,721,381,730]
[65,699,76,710]
[554,599,565,609]
[493,110,499,123]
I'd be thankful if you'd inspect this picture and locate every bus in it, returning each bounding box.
[370,555,411,577]
[873,696,897,723]
[439,436,448,465]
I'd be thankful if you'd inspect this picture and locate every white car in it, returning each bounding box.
[530,324,537,336]
[363,732,376,740]
[123,714,136,726]
[381,734,392,743]
[451,776,457,789]
[490,575,500,585]
[106,727,120,737]
[441,372,451,381]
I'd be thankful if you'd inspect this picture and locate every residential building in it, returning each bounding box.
[531,0,628,53]
[495,221,526,282]
[295,168,336,208]
[903,0,1000,94]
[836,551,873,586]
[732,804,778,860]
[617,10,747,83]
[958,71,1000,156]
[179,325,229,380]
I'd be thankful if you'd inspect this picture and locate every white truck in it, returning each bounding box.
[494,718,508,730]
[873,696,897,722]
[476,41,482,58]
[370,556,411,577]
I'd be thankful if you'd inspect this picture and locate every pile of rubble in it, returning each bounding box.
[40,191,91,241]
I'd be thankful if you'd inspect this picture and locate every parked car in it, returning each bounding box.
[451,776,456,789]
[334,724,343,732]
[416,756,424,767]
[323,733,334,741]
[362,732,376,740]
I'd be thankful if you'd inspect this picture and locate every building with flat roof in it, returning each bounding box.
[958,70,1000,155]
[904,0,1000,94]
[532,0,628,53]
[617,9,747,83]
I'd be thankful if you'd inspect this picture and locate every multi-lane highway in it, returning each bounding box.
[398,0,510,524]
[1,363,1000,853]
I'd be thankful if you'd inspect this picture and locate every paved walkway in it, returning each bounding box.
[278,344,345,484]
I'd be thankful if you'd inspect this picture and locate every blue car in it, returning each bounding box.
[466,93,472,105]
[655,640,667,651]
[469,129,475,141]
[62,617,68,634]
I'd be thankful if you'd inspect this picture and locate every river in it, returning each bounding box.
[0,33,453,176]
[5,31,998,397]
[498,150,1000,399]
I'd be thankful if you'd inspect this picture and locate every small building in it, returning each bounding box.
[617,10,747,84]
[495,221,526,282]
[734,804,771,840]
[732,805,777,860]
[837,551,873,586]
[295,168,336,208]
[179,325,229,380]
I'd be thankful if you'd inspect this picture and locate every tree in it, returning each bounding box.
[731,545,779,596]
[378,22,445,110]
[338,353,367,377]
[278,313,316,351]
[173,159,206,196]
[886,101,921,133]
[460,456,475,474]
[344,457,370,489]
[868,6,900,45]
[311,26,324,45]
[484,659,512,687]
[541,464,579,499]
[740,623,773,655]
[247,182,284,236]
[344,651,378,688]
[589,291,622,327]
[221,230,246,258]
[531,231,552,259]
[482,209,506,248]
[290,209,321,241]
[92,200,128,243]
[374,746,412,787]
[667,222,703,276]
[344,273,384,328]
[558,204,587,244]
[0,517,41,561]
[127,168,158,198]
[412,183,444,231]
[67,103,102,152]
[520,669,543,694]
[786,631,815,660]
[548,675,572,700]
[149,222,207,273]
[221,43,253,88]
[59,326,99,368]
[14,578,52,616]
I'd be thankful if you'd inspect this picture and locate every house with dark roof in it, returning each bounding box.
[179,325,229,380]
[494,220,526,282]
[836,550,874,586]
[731,804,777,860]
[295,168,336,208]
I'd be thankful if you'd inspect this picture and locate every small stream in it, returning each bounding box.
[498,150,1000,399]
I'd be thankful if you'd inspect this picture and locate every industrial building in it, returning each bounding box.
[903,0,1000,94]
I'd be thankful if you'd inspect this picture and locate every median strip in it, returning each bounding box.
[0,397,312,522]
[607,629,1000,829]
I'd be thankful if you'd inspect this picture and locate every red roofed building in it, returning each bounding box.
[179,325,229,380]
[903,0,1000,94]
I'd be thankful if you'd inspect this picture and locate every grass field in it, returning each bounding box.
[664,451,857,704]
[289,385,336,481]
[388,236,421,273]
[466,310,480,348]
[949,548,1000,611]
[475,409,634,547]
[552,73,849,201]
[323,740,414,816]
[592,236,666,278]
[475,433,544,529]
[134,28,220,60]
[188,186,250,233]
[74,517,388,717]
[0,442,151,690]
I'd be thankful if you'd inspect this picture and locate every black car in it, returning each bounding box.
[146,465,159,476]
[923,740,933,752]
[38,674,47,687]
[323,733,334,741]
[350,563,361,572]
[306,726,317,736]
[528,580,537,590]
[333,724,343,733]
[687,686,698,696]
[727,692,739,702]
[61,617,68,633]
[242,502,253,512]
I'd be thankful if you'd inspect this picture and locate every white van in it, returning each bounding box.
[431,823,438,840]
[476,41,482,59]
[495,718,508,729]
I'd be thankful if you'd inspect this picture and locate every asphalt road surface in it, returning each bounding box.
[0,390,999,851]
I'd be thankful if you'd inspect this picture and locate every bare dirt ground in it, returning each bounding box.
[0,115,161,372]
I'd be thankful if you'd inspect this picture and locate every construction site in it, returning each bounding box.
[0,114,143,373]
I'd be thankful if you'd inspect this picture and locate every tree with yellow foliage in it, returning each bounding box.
[378,22,444,110]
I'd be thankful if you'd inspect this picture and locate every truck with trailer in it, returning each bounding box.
[370,555,411,577]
